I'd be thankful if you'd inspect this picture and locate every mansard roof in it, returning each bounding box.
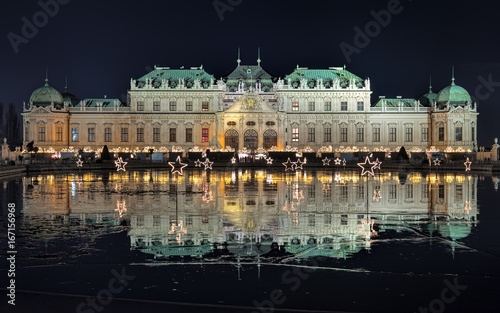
[134,67,216,88]
[284,67,364,88]
[224,65,275,81]
[73,98,125,107]
[373,98,423,108]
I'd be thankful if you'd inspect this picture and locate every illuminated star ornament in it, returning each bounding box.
[464,157,472,172]
[358,156,376,176]
[433,159,441,166]
[76,158,83,168]
[334,157,341,165]
[373,190,382,202]
[114,157,127,172]
[169,156,188,175]
[194,159,203,167]
[282,158,295,171]
[231,157,236,164]
[295,158,305,170]
[373,158,382,170]
[203,158,214,170]
[266,157,273,164]
[342,159,346,166]
[322,157,331,166]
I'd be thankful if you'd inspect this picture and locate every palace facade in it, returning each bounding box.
[22,59,479,154]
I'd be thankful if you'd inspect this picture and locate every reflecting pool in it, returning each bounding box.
[1,169,499,312]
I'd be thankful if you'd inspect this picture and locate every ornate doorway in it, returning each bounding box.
[243,129,258,150]
[263,129,277,149]
[225,129,239,150]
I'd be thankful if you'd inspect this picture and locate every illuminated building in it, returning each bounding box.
[22,57,478,154]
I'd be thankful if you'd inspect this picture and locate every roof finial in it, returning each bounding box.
[237,47,241,66]
[45,67,49,86]
[343,64,346,70]
[65,76,68,92]
[429,75,433,93]
[451,66,455,85]
[257,47,261,66]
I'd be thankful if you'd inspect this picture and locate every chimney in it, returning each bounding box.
[396,96,402,99]
[104,95,107,99]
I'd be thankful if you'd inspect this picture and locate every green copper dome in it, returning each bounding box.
[438,222,471,241]
[436,76,472,106]
[29,79,64,107]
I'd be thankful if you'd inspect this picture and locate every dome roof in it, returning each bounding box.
[29,79,64,107]
[438,222,471,241]
[419,91,437,107]
[61,89,80,106]
[436,76,472,106]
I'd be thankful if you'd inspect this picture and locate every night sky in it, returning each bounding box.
[1,0,498,146]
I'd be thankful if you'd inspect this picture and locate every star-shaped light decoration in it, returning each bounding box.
[322,183,331,192]
[266,157,273,165]
[203,158,214,170]
[194,159,203,167]
[114,157,127,172]
[293,189,304,203]
[373,190,382,202]
[202,190,213,203]
[322,157,331,166]
[76,158,83,168]
[115,200,127,218]
[433,159,441,166]
[358,156,376,176]
[334,173,342,183]
[342,159,346,166]
[373,158,382,170]
[464,200,471,214]
[168,220,187,244]
[334,157,342,165]
[231,157,236,164]
[295,158,305,170]
[464,157,472,172]
[282,158,296,171]
[169,156,188,175]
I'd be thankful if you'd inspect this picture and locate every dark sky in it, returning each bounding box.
[1,0,499,146]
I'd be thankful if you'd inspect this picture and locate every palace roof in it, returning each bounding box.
[284,67,364,88]
[134,67,216,89]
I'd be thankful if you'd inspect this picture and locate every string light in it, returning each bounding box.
[334,157,341,165]
[373,190,381,201]
[295,158,305,170]
[169,156,188,175]
[194,159,203,167]
[433,159,441,166]
[76,158,83,168]
[322,157,331,166]
[231,157,236,164]
[266,157,273,164]
[283,158,295,171]
[358,156,376,176]
[203,158,214,170]
[114,157,127,172]
[464,157,472,172]
[342,159,346,166]
[373,158,382,170]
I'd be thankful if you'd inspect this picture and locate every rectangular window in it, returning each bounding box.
[56,127,62,141]
[471,127,475,142]
[389,127,396,142]
[292,101,299,111]
[71,128,78,142]
[406,184,413,199]
[340,127,347,142]
[170,128,176,142]
[357,101,364,111]
[324,101,331,111]
[186,101,193,111]
[308,101,315,111]
[438,185,445,199]
[373,128,380,142]
[324,128,331,142]
[153,101,160,111]
[88,128,95,142]
[455,127,463,141]
[25,126,29,142]
[137,128,144,142]
[389,185,397,200]
[455,185,463,202]
[341,101,347,111]
[105,128,112,142]
[153,128,160,142]
[169,101,176,111]
[292,128,299,142]
[356,128,364,142]
[137,101,144,111]
[202,101,209,111]
[405,127,413,142]
[202,128,209,142]
[121,128,128,142]
[438,127,444,141]
[308,128,315,142]
[357,185,365,200]
[186,128,192,142]
[38,127,46,141]
[422,127,428,142]
[421,184,429,199]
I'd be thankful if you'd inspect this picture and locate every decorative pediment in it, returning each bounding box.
[135,121,146,126]
[30,106,52,114]
[224,92,277,113]
[448,106,470,115]
[152,121,162,127]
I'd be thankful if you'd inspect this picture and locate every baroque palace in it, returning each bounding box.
[22,57,479,154]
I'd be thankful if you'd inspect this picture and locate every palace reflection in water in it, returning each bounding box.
[20,169,478,261]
